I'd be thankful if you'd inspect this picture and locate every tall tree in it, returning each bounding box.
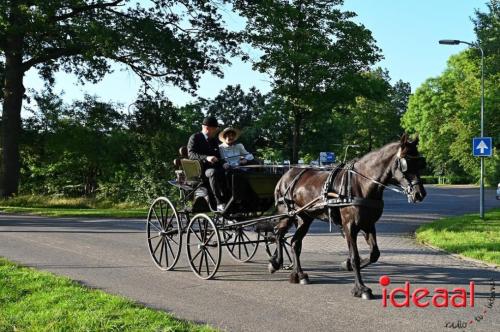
[0,0,238,197]
[235,0,380,162]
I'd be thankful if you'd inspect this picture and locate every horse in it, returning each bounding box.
[269,134,427,299]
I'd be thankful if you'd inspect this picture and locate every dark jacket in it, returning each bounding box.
[187,132,221,169]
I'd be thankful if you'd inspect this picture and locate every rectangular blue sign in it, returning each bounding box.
[320,152,336,163]
[472,137,492,157]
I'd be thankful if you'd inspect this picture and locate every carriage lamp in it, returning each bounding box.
[439,39,485,218]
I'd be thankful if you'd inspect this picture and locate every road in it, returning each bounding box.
[1,185,499,332]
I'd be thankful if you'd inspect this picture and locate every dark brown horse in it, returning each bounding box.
[270,134,426,299]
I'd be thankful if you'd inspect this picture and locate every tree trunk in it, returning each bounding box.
[291,111,302,164]
[1,35,25,197]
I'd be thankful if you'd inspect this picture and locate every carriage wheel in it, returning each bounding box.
[223,225,260,263]
[146,197,182,271]
[264,231,294,270]
[186,214,221,280]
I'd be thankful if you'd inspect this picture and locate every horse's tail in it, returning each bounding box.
[274,173,285,206]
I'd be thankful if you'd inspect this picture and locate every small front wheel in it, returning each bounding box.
[186,214,221,279]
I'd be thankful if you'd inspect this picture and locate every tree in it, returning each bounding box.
[333,69,407,155]
[234,0,380,162]
[0,0,238,197]
[402,2,499,184]
[202,84,268,149]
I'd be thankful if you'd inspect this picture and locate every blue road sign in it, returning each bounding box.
[472,137,492,157]
[320,152,336,164]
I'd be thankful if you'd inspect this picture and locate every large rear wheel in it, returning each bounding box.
[146,197,182,271]
[186,214,221,279]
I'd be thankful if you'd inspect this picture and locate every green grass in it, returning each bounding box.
[416,208,500,266]
[0,257,216,332]
[0,195,148,218]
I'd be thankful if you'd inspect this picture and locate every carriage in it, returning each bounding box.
[146,153,294,279]
[147,136,427,300]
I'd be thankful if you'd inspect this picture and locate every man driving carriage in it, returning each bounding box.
[187,116,227,211]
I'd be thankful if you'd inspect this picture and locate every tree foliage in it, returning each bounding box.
[0,0,239,197]
[234,0,381,162]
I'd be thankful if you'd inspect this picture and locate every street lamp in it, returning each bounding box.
[439,39,485,218]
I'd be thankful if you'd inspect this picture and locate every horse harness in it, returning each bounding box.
[276,162,385,229]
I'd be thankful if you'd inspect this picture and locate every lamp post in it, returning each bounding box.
[439,39,485,218]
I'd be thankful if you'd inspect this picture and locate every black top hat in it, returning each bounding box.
[202,116,219,127]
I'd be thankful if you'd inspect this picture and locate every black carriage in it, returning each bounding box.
[146,155,293,279]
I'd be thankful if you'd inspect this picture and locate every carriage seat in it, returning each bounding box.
[180,159,203,183]
[173,146,203,185]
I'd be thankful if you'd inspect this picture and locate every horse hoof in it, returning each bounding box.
[289,272,300,284]
[361,290,374,300]
[340,260,353,271]
[268,262,277,274]
[299,277,310,285]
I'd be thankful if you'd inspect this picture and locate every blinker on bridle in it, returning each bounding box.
[397,155,427,173]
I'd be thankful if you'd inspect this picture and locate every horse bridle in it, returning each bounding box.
[346,154,426,197]
[395,155,426,197]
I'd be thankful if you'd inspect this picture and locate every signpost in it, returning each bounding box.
[472,137,493,219]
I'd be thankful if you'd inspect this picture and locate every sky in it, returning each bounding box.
[23,0,488,110]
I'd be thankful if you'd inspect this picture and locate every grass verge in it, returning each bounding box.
[0,258,215,332]
[0,195,148,218]
[416,208,500,266]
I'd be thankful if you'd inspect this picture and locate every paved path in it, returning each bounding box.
[1,186,499,332]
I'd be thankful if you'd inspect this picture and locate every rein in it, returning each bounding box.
[276,159,411,219]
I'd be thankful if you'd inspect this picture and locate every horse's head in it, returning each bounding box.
[392,134,427,203]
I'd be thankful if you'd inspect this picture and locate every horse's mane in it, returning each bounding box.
[355,141,400,166]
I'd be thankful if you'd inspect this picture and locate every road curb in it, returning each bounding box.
[414,236,499,270]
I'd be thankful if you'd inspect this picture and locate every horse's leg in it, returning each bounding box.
[344,222,373,299]
[268,216,292,273]
[341,225,379,271]
[288,215,312,285]
[360,224,380,269]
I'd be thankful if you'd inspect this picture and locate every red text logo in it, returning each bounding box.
[379,275,475,308]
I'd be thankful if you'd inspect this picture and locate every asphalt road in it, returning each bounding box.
[1,185,499,332]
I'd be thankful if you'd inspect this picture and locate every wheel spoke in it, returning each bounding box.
[204,231,215,246]
[242,238,250,257]
[160,201,165,228]
[202,219,208,242]
[166,234,179,246]
[158,238,165,265]
[152,208,162,227]
[229,232,238,252]
[163,238,169,267]
[191,248,203,262]
[166,238,175,259]
[284,243,292,261]
[148,234,160,240]
[205,248,217,265]
[165,214,175,230]
[198,249,205,274]
[204,251,210,276]
[190,225,203,243]
[152,236,162,255]
[148,219,162,232]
